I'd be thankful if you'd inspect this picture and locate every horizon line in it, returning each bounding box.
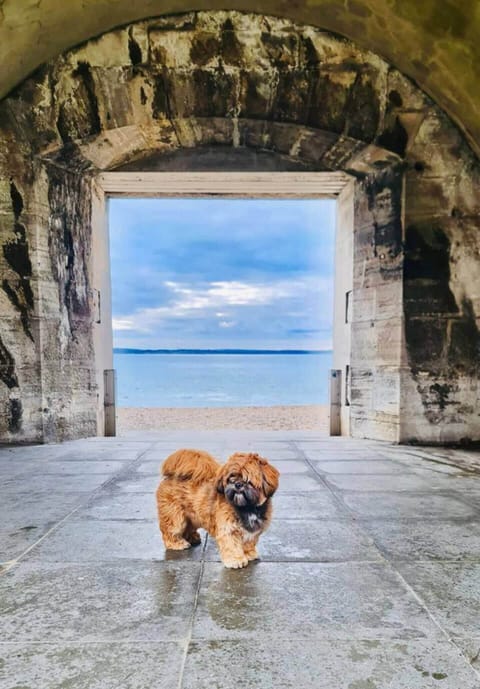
[114,347,333,354]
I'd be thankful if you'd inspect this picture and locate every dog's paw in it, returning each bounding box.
[222,556,249,569]
[164,538,191,550]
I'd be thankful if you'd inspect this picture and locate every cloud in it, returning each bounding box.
[109,198,336,348]
[114,278,310,331]
[112,318,136,331]
[164,280,293,308]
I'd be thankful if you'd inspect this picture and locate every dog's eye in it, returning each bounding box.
[228,476,236,483]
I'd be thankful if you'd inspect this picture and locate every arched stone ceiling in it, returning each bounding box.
[1,1,480,155]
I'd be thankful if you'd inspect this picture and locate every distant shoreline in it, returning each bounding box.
[114,348,332,355]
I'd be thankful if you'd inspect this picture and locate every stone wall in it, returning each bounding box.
[401,109,480,442]
[0,11,479,443]
[2,1,480,161]
[0,163,40,439]
[350,166,405,442]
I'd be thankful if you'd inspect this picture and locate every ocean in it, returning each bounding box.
[114,352,332,408]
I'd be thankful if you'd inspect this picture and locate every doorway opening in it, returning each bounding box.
[97,172,351,436]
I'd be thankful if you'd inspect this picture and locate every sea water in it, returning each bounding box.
[114,352,332,408]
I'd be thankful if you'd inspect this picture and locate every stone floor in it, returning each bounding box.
[1,431,480,688]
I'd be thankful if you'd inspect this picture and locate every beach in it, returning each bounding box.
[117,404,329,432]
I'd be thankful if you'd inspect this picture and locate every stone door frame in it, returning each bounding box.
[92,171,353,436]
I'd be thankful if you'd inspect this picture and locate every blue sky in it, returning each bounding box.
[109,198,336,350]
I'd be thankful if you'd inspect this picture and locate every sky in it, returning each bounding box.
[109,198,336,350]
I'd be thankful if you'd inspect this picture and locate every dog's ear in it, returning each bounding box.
[261,461,280,498]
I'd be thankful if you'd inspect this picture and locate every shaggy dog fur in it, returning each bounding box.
[156,449,280,568]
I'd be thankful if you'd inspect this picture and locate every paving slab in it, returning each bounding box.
[225,444,298,455]
[0,460,47,480]
[192,562,440,640]
[0,642,184,689]
[182,639,478,689]
[78,492,158,520]
[311,459,424,474]
[303,452,391,463]
[1,473,115,494]
[362,518,480,561]
[0,523,57,562]
[342,492,478,519]
[397,562,480,638]
[276,473,325,493]
[26,519,203,563]
[325,473,448,492]
[109,473,160,493]
[383,455,467,475]
[264,459,308,473]
[152,444,225,456]
[295,440,380,448]
[0,491,87,534]
[0,445,144,462]
[53,448,145,461]
[272,492,346,519]
[0,561,201,642]
[36,460,129,474]
[204,519,381,562]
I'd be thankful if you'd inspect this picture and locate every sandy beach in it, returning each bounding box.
[117,405,329,432]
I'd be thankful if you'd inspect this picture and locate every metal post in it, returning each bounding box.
[104,369,116,437]
[329,369,342,436]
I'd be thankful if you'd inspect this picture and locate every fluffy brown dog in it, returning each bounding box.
[156,449,279,568]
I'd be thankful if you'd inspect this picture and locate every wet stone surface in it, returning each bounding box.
[1,431,480,688]
[0,642,184,689]
[362,518,480,561]
[0,560,202,642]
[192,561,442,641]
[76,491,158,520]
[272,491,345,519]
[204,519,381,562]
[182,639,476,689]
[342,491,478,519]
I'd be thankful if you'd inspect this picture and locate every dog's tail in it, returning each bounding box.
[161,449,219,485]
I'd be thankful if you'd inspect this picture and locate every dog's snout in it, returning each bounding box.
[235,481,243,490]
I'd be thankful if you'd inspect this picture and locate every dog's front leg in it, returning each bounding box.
[243,535,260,562]
[216,534,249,569]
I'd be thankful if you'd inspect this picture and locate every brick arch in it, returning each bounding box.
[0,11,479,444]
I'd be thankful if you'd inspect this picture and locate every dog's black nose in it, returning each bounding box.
[235,481,243,490]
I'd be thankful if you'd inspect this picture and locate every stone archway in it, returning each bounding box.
[2,1,480,160]
[0,11,479,444]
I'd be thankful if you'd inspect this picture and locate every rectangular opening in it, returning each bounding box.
[94,172,352,436]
